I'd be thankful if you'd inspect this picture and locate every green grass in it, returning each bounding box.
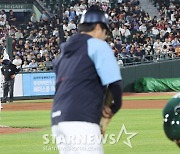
[0,111,50,128]
[0,109,179,154]
[123,96,172,101]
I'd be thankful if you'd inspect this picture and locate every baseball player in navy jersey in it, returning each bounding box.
[51,5,122,154]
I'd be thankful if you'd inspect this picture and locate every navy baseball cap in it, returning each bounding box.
[79,5,110,32]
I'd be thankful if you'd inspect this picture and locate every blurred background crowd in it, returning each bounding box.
[0,0,179,71]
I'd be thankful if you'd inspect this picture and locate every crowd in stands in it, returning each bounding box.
[0,0,179,71]
[0,8,59,71]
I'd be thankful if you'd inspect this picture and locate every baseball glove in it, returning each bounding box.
[100,87,114,136]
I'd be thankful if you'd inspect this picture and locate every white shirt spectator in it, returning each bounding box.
[101,0,109,3]
[118,59,123,67]
[152,27,159,36]
[171,13,176,22]
[124,6,128,12]
[162,39,171,49]
[0,17,5,26]
[30,13,37,23]
[159,29,166,38]
[80,4,86,10]
[3,48,9,60]
[74,4,80,12]
[112,28,120,38]
[64,9,69,18]
[9,27,16,36]
[15,30,23,39]
[169,3,176,11]
[13,55,22,69]
[22,61,29,72]
[76,8,83,16]
[53,28,59,37]
[0,11,6,21]
[165,26,171,33]
[139,24,147,33]
[153,40,163,54]
[88,0,96,3]
[118,0,123,3]
[40,48,48,56]
[68,21,76,31]
[63,24,70,31]
[119,26,131,37]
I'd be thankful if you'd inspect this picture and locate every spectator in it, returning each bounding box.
[8,26,16,36]
[8,10,16,25]
[37,61,45,71]
[69,7,76,21]
[175,44,180,57]
[53,27,59,37]
[63,21,70,31]
[44,56,53,71]
[153,39,163,55]
[68,20,76,31]
[162,38,171,50]
[12,55,22,69]
[30,13,37,23]
[0,10,6,21]
[22,60,29,72]
[15,29,23,39]
[40,10,49,22]
[0,17,6,26]
[139,23,147,33]
[29,58,38,71]
[119,25,131,43]
[135,46,145,62]
[112,27,120,39]
[172,37,180,48]
[36,53,43,63]
[151,26,160,38]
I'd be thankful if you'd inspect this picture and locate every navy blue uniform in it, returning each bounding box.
[52,34,122,126]
[1,60,19,103]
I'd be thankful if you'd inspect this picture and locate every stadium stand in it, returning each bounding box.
[0,0,179,70]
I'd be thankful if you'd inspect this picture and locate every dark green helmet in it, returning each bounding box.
[163,93,180,145]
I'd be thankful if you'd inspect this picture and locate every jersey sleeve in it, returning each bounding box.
[87,38,122,86]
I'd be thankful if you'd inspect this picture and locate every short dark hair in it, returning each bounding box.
[78,23,107,33]
[78,23,97,33]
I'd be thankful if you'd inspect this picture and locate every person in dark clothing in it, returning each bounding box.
[51,5,122,154]
[8,10,17,26]
[1,59,19,103]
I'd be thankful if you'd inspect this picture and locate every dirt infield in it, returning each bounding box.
[1,92,176,111]
[0,126,42,135]
[1,100,169,111]
[0,92,176,134]
[2,102,52,111]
